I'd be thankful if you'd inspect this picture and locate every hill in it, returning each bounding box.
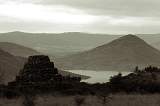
[56,34,160,71]
[1,31,160,58]
[0,31,120,57]
[0,49,25,83]
[0,42,40,57]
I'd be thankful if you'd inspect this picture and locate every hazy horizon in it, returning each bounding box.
[1,0,160,34]
[0,31,160,35]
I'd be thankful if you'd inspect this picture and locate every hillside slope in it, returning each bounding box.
[0,42,40,57]
[56,34,160,71]
[0,49,25,83]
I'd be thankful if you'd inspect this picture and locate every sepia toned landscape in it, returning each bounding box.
[1,0,160,106]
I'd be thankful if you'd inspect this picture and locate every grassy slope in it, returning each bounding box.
[1,94,160,106]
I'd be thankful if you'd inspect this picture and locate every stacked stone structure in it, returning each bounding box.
[17,55,58,83]
[9,55,81,85]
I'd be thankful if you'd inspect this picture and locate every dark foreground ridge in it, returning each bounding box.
[1,55,160,98]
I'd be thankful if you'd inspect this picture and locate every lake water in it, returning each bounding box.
[66,70,131,83]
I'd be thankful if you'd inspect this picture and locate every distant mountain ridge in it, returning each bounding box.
[56,34,160,71]
[0,31,121,57]
[1,31,160,57]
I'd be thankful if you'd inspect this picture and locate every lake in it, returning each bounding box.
[66,70,131,83]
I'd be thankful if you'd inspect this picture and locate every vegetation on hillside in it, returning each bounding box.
[109,66,160,93]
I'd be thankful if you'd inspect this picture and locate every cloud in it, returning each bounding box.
[2,0,160,17]
[0,0,160,34]
[34,0,160,17]
[0,2,98,25]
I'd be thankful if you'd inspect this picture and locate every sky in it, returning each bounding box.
[0,0,160,34]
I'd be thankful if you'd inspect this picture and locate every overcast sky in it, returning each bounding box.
[0,0,160,34]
